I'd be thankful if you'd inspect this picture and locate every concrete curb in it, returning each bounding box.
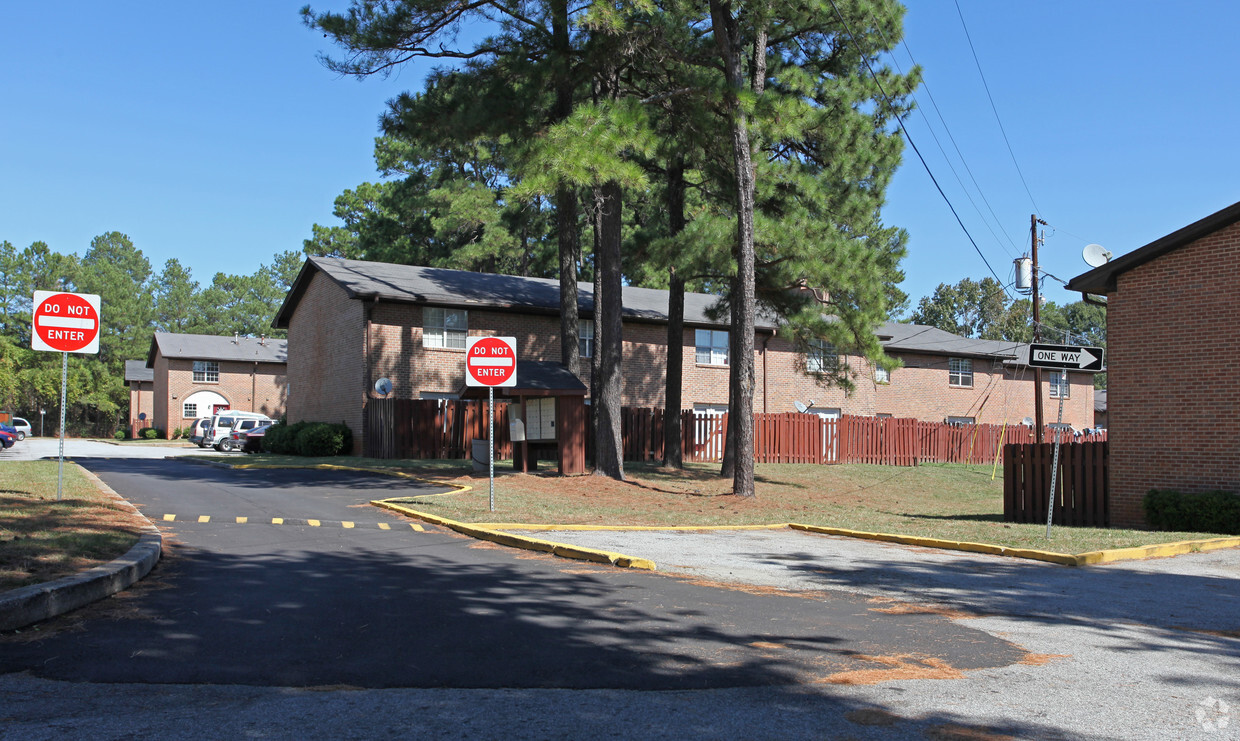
[0,466,162,632]
[372,499,656,570]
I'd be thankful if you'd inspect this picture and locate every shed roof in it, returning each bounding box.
[458,361,589,400]
[124,360,154,383]
[146,332,288,367]
[1068,199,1240,295]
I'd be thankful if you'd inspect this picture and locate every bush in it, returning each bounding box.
[141,428,161,440]
[261,421,352,457]
[114,430,126,440]
[1144,489,1240,535]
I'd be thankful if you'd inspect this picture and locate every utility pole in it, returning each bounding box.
[1031,214,1047,443]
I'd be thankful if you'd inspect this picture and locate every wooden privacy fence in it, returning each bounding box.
[364,398,511,460]
[617,410,1104,467]
[1003,441,1108,527]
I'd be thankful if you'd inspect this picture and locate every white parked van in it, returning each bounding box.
[202,412,273,451]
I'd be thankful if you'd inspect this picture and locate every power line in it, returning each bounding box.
[868,10,1022,256]
[826,0,1012,297]
[953,0,1042,215]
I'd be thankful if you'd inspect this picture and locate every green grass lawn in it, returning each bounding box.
[0,461,146,591]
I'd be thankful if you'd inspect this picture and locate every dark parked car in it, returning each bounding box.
[0,428,15,449]
[232,423,273,454]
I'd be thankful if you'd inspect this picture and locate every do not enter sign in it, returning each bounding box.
[32,291,102,354]
[466,336,517,387]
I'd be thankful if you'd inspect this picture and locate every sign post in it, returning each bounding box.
[1026,343,1104,538]
[31,290,102,500]
[465,336,518,512]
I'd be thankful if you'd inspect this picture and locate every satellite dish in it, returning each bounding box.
[1022,417,1034,426]
[374,377,393,396]
[1082,243,1113,268]
[794,401,809,413]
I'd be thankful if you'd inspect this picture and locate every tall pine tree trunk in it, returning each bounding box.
[593,180,625,479]
[552,0,580,373]
[710,0,758,498]
[663,157,686,468]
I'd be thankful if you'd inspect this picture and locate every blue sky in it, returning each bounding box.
[3,2,1238,313]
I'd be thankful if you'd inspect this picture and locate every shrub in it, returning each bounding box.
[1144,489,1240,535]
[294,423,345,457]
[262,422,302,455]
[114,430,126,440]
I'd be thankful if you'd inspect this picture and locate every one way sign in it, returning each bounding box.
[1027,343,1105,372]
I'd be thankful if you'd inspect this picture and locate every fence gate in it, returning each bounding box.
[1004,441,1108,527]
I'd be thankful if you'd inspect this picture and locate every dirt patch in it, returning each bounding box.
[843,708,903,726]
[1018,653,1070,666]
[817,654,965,685]
[925,724,1015,741]
[867,598,979,621]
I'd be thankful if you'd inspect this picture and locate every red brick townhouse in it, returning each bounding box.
[124,359,154,437]
[274,257,1094,455]
[143,332,288,437]
[1069,199,1240,527]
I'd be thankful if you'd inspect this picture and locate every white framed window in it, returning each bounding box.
[877,413,893,419]
[1049,373,1071,399]
[874,366,890,384]
[423,307,468,349]
[948,358,973,388]
[579,320,594,359]
[806,339,838,374]
[947,416,975,426]
[695,329,729,365]
[183,402,197,418]
[193,361,219,383]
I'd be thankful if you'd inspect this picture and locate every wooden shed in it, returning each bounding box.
[460,361,588,475]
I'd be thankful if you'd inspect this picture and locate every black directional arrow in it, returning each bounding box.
[1027,343,1105,371]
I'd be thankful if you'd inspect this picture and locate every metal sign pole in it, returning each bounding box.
[57,350,67,501]
[488,386,495,512]
[1045,368,1068,538]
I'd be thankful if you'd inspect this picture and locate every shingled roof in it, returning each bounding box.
[146,332,288,367]
[124,359,153,383]
[273,256,760,330]
[273,257,1029,362]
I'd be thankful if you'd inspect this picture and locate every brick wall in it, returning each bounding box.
[1108,220,1240,527]
[151,351,287,436]
[287,272,366,452]
[128,381,154,432]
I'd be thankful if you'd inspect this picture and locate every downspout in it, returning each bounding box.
[252,362,257,413]
[364,295,379,399]
[1080,292,1108,308]
[761,329,776,414]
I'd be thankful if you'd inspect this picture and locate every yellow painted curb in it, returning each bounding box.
[788,523,1082,566]
[470,523,788,533]
[1074,536,1240,565]
[371,499,657,571]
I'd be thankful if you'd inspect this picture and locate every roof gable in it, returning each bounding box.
[147,332,288,366]
[1068,199,1240,295]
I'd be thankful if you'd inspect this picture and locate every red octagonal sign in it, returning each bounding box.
[466,336,518,387]
[32,290,102,354]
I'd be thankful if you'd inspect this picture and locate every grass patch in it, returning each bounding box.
[0,462,147,591]
[354,459,1224,554]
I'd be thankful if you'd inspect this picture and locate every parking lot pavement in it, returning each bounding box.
[1,437,213,461]
[511,527,1240,740]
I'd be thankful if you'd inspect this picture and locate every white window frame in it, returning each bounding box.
[947,416,975,426]
[193,361,219,383]
[1049,372,1071,399]
[874,366,890,384]
[183,402,197,419]
[695,329,729,366]
[423,307,468,349]
[806,339,837,374]
[579,320,594,359]
[948,358,973,388]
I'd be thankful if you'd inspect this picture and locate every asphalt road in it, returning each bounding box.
[1,459,1023,692]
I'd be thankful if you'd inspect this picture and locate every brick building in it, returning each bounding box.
[1069,199,1240,527]
[275,257,1094,454]
[124,360,154,437]
[143,332,288,437]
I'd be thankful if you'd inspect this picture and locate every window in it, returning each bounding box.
[695,329,729,365]
[947,416,975,426]
[948,358,973,388]
[579,320,594,359]
[183,402,197,419]
[423,307,468,349]
[1049,373,1071,399]
[806,339,838,374]
[876,413,893,419]
[193,361,219,383]
[874,366,890,384]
